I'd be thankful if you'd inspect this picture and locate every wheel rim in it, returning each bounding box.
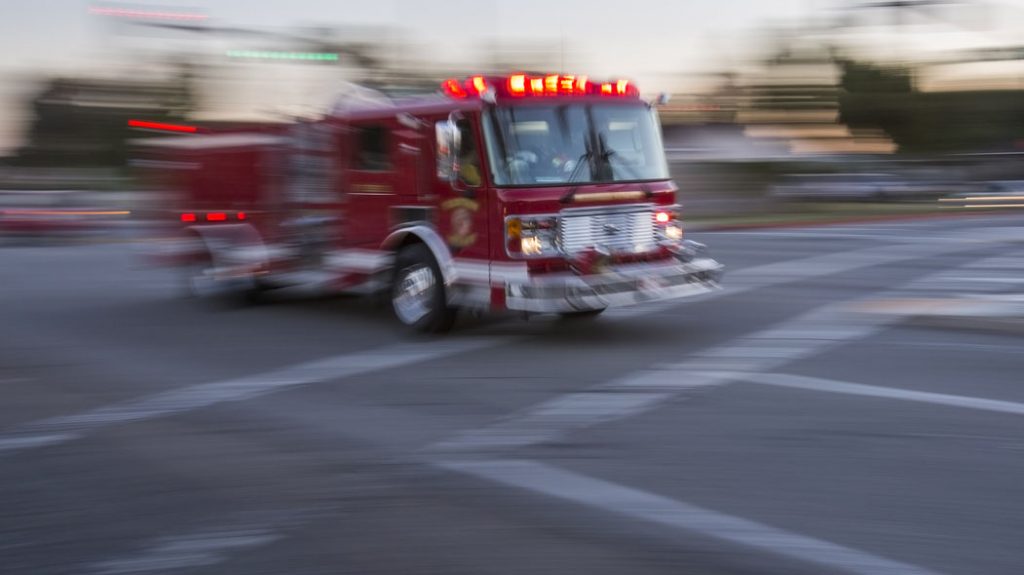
[393,264,437,325]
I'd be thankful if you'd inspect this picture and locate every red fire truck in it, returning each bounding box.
[141,74,722,332]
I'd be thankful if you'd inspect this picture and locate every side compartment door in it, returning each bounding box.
[345,122,397,246]
[389,117,434,227]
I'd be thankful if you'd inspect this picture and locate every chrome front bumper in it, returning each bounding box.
[505,256,723,314]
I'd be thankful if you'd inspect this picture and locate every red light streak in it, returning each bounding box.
[180,213,196,223]
[128,120,198,133]
[205,212,228,222]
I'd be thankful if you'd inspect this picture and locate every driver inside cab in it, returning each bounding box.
[457,120,482,187]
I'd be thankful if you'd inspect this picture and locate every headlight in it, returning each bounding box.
[506,215,559,258]
[654,207,684,245]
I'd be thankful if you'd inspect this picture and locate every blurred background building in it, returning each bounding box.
[1,0,1023,213]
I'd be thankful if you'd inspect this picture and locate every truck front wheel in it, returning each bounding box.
[391,244,456,333]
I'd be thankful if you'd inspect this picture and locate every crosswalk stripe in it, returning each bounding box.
[438,459,945,575]
[0,338,506,455]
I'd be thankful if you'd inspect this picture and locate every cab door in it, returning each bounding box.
[434,115,489,265]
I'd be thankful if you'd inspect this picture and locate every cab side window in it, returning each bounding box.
[353,125,392,171]
[456,120,482,187]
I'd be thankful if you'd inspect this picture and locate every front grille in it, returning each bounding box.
[557,204,657,255]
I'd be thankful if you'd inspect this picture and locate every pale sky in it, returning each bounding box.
[2,0,1023,152]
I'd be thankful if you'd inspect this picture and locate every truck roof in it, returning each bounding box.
[330,92,482,121]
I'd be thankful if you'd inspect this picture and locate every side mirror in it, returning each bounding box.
[654,92,671,106]
[435,119,461,182]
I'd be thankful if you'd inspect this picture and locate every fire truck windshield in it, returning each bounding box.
[484,104,669,187]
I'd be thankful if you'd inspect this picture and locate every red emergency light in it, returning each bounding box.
[441,74,639,100]
[508,74,591,97]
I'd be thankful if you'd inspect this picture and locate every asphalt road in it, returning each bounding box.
[2,213,1024,575]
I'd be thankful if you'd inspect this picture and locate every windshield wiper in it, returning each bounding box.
[559,142,595,204]
[598,133,653,199]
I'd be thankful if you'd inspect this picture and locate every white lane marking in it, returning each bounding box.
[0,338,505,455]
[438,459,945,575]
[608,236,990,320]
[743,372,1024,416]
[434,249,1016,453]
[7,235,1015,456]
[711,231,908,240]
[612,232,1006,321]
[0,433,79,451]
[435,304,895,452]
[90,528,281,574]
[433,391,674,451]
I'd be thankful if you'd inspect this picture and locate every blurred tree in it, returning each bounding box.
[15,72,194,168]
[837,59,1024,153]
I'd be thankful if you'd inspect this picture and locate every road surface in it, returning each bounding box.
[2,214,1024,575]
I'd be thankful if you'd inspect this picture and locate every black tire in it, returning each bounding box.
[559,308,606,320]
[391,243,457,333]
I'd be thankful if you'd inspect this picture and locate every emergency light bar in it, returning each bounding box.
[442,74,640,99]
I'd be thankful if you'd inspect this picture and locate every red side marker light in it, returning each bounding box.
[206,212,227,222]
[237,212,247,221]
[129,120,198,133]
[180,213,196,223]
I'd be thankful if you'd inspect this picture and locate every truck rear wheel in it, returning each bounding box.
[184,250,264,306]
[184,253,220,299]
[391,244,456,333]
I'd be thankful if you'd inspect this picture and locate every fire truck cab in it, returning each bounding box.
[145,74,722,332]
